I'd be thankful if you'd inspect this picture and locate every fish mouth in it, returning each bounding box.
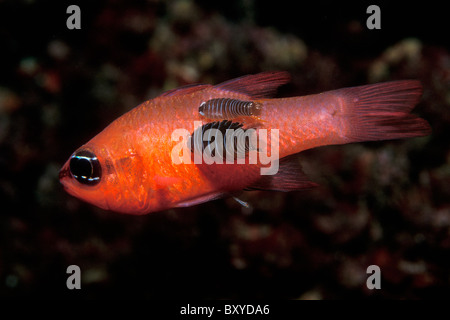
[59,164,71,182]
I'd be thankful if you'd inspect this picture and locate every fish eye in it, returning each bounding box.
[69,150,102,186]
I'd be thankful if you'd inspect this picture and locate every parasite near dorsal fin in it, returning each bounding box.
[199,98,261,119]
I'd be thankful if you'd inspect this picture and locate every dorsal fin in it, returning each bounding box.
[159,83,211,97]
[214,71,291,99]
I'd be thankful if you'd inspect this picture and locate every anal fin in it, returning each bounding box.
[245,155,318,192]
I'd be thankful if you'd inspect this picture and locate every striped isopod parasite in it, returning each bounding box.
[198,98,261,119]
[189,120,257,160]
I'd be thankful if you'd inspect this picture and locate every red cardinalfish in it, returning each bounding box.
[59,71,431,214]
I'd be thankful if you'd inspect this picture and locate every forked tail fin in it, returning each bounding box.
[338,80,431,142]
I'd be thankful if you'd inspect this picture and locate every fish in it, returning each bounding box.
[59,71,431,215]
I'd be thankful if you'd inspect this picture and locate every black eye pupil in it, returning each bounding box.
[69,150,102,186]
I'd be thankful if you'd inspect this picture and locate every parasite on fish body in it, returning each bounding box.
[189,120,256,159]
[199,98,261,119]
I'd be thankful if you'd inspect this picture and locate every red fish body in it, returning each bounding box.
[59,72,431,214]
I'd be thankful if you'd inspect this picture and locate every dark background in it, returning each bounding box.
[0,0,449,299]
